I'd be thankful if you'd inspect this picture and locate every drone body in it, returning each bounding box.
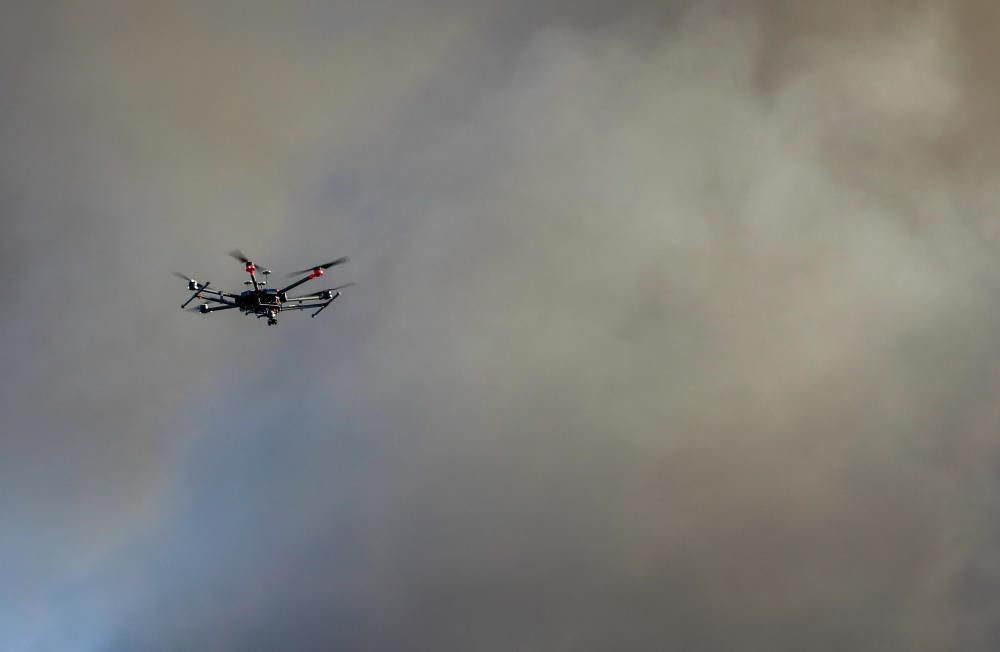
[177,250,352,326]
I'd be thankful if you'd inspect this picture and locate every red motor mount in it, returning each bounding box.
[309,267,324,279]
[246,262,257,274]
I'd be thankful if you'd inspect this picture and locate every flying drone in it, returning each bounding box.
[176,250,353,326]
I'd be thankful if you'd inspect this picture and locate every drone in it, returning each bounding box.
[176,250,353,326]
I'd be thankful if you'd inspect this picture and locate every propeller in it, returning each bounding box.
[229,249,254,264]
[175,272,203,291]
[283,283,356,301]
[286,257,349,277]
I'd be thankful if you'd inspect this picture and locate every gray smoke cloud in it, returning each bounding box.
[4,1,1000,650]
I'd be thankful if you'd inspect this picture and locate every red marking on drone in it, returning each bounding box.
[310,267,324,279]
[246,262,257,273]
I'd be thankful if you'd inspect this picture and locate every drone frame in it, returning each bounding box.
[177,251,351,326]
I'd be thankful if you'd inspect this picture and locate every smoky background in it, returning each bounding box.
[3,1,1000,649]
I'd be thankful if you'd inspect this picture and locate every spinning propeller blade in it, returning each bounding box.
[229,249,251,264]
[286,257,349,277]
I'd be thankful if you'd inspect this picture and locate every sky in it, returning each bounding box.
[3,0,1000,649]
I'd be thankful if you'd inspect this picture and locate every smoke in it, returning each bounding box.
[4,1,1000,650]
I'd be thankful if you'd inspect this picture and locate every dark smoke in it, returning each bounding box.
[3,1,1000,650]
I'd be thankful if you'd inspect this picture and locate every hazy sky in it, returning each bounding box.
[4,1,1000,649]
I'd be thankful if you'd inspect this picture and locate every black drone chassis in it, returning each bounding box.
[177,250,352,326]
